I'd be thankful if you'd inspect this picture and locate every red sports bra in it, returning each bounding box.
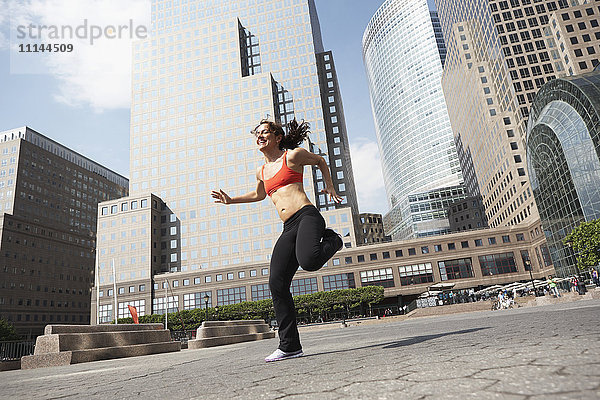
[262,151,303,196]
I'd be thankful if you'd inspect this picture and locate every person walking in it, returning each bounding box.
[547,276,561,297]
[592,270,599,287]
[211,118,343,362]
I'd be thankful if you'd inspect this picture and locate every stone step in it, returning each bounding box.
[34,330,172,354]
[188,332,275,349]
[188,320,275,349]
[21,341,181,369]
[201,320,266,327]
[196,324,271,339]
[45,324,164,335]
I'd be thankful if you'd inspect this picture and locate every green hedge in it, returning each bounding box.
[116,286,384,331]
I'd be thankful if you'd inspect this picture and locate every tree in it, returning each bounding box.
[0,318,20,341]
[564,218,600,271]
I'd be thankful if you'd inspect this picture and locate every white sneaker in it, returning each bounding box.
[264,348,304,362]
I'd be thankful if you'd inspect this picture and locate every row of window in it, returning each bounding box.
[101,199,153,215]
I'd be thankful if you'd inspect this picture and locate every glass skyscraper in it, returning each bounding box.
[93,0,361,319]
[362,0,466,240]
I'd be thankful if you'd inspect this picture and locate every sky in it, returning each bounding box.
[0,0,437,215]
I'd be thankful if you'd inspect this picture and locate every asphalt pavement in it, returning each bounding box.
[1,299,599,399]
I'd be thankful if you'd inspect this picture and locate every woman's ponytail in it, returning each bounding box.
[280,118,310,150]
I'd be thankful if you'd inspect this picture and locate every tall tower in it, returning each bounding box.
[362,0,466,240]
[93,0,362,320]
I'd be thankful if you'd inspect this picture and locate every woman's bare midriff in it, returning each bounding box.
[270,182,313,222]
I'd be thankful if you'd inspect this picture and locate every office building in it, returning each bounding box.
[526,71,600,277]
[96,218,555,322]
[434,0,600,231]
[0,127,128,336]
[93,0,363,321]
[362,0,466,240]
[547,2,600,75]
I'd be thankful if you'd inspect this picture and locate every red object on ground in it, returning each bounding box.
[128,305,139,324]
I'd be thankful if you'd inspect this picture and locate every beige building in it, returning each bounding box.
[548,2,600,75]
[92,219,554,323]
[0,127,128,337]
[435,0,599,232]
[357,213,390,246]
[92,0,372,320]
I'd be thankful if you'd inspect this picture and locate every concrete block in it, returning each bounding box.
[70,342,181,364]
[22,324,180,369]
[44,324,163,335]
[188,320,275,349]
[21,352,73,369]
[188,332,275,349]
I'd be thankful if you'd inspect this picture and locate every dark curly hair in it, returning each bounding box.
[253,118,310,150]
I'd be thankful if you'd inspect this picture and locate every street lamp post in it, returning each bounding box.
[204,293,210,321]
[525,259,537,296]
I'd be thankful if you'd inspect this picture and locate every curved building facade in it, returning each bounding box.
[526,71,600,277]
[362,0,465,239]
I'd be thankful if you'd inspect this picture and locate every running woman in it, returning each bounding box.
[211,118,343,362]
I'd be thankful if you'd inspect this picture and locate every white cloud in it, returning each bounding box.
[9,0,150,112]
[0,0,9,50]
[349,139,389,215]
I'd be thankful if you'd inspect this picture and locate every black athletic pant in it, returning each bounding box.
[269,205,340,352]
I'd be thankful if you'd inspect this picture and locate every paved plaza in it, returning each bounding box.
[1,299,599,399]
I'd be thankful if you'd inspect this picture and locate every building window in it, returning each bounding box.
[395,249,403,257]
[438,258,474,281]
[421,246,429,254]
[227,273,234,280]
[461,241,469,249]
[183,279,190,286]
[238,271,245,279]
[250,269,257,277]
[194,277,201,284]
[183,292,211,310]
[475,239,483,247]
[408,248,416,256]
[479,252,517,276]
[516,233,525,242]
[502,235,511,243]
[434,244,442,252]
[488,237,497,245]
[382,251,390,259]
[399,263,434,286]
[118,300,146,318]
[357,255,365,262]
[261,268,269,275]
[360,268,394,288]
[369,253,377,261]
[323,273,355,291]
[217,287,246,305]
[291,277,318,296]
[152,296,178,315]
[205,276,212,283]
[447,243,456,250]
[98,304,113,323]
[345,256,353,264]
[251,284,271,301]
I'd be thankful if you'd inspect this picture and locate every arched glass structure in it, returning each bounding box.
[526,72,600,277]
